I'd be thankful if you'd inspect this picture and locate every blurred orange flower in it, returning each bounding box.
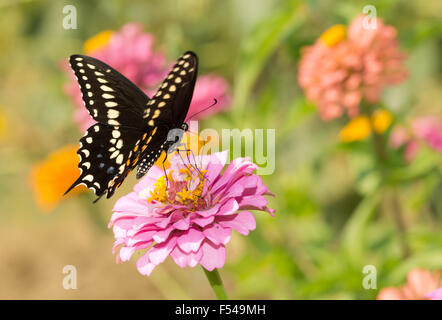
[377,268,441,300]
[299,15,407,121]
[30,145,86,212]
[83,30,114,54]
[340,109,393,142]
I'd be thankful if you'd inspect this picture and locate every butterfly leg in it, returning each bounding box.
[161,152,170,188]
[176,147,208,183]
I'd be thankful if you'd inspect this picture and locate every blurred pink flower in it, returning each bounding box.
[411,117,442,151]
[64,24,231,132]
[377,268,441,300]
[186,74,231,121]
[425,287,442,300]
[109,151,274,276]
[298,15,407,121]
[390,116,442,162]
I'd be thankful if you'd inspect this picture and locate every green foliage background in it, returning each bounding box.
[0,0,441,299]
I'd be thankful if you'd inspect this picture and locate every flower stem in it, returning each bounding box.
[202,267,228,300]
[365,103,410,259]
[390,189,410,259]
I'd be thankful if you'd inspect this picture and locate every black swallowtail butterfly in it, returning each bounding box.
[65,51,198,202]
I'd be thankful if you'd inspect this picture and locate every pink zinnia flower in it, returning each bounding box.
[298,15,407,121]
[377,268,441,300]
[390,116,442,162]
[109,151,274,276]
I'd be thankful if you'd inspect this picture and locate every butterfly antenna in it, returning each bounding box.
[92,190,107,203]
[185,98,218,122]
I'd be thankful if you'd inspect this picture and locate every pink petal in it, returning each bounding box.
[127,229,157,246]
[170,246,203,268]
[211,158,258,195]
[203,151,228,185]
[113,192,149,215]
[203,224,231,245]
[192,215,215,227]
[147,236,177,265]
[133,166,164,194]
[173,216,191,230]
[177,228,205,253]
[217,211,256,235]
[236,195,272,213]
[199,240,226,271]
[119,246,136,262]
[216,198,239,216]
[136,253,156,276]
[154,210,183,229]
[152,226,175,243]
[195,203,221,218]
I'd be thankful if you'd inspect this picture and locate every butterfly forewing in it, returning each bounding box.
[135,51,198,179]
[69,55,150,128]
[142,51,198,128]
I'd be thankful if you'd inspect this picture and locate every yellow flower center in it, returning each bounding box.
[147,166,208,209]
[320,24,347,46]
[83,30,114,54]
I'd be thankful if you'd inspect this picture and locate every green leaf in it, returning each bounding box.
[386,252,442,285]
[233,0,306,121]
[341,189,381,267]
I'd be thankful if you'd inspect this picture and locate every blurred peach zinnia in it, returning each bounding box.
[298,15,407,121]
[377,268,442,300]
[30,145,86,212]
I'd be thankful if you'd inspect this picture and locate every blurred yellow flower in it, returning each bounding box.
[83,30,114,54]
[320,24,346,46]
[30,145,86,212]
[0,109,6,140]
[340,116,372,142]
[340,109,393,142]
[372,109,393,133]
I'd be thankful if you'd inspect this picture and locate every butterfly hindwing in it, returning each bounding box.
[135,126,171,179]
[65,123,146,198]
[69,55,150,128]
